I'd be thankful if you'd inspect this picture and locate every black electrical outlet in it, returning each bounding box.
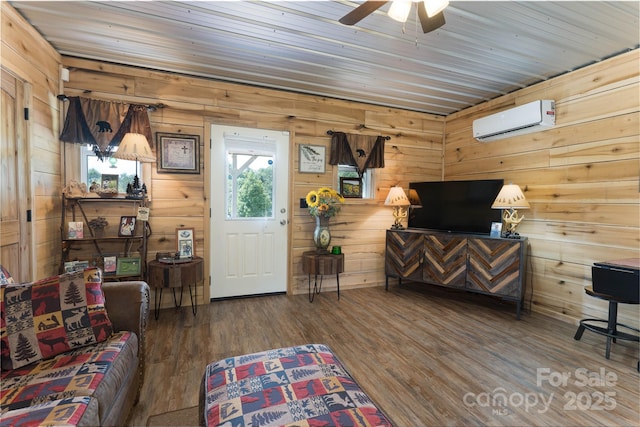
[300,198,308,208]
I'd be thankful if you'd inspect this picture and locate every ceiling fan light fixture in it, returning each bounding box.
[388,0,412,22]
[424,0,449,17]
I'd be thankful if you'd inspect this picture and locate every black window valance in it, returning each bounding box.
[328,131,386,177]
[60,96,152,160]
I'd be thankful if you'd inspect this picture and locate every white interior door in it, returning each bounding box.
[210,125,289,299]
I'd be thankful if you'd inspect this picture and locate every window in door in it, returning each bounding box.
[225,149,275,219]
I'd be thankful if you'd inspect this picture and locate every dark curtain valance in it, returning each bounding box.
[328,132,385,176]
[60,96,152,160]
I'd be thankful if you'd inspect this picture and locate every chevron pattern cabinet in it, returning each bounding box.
[385,230,423,284]
[385,229,527,319]
[422,233,468,288]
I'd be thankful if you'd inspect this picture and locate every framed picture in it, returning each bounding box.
[490,221,503,238]
[118,216,137,237]
[103,255,117,274]
[340,177,362,198]
[156,132,200,174]
[67,221,84,239]
[176,228,194,259]
[116,257,141,276]
[299,144,325,173]
[101,174,119,191]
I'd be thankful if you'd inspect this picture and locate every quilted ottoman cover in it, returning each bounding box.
[202,343,393,427]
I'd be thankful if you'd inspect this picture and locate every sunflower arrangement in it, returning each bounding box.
[305,187,344,218]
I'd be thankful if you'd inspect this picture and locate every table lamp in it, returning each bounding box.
[491,183,530,237]
[113,133,156,199]
[384,186,411,229]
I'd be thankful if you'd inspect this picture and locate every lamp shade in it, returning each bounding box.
[112,133,156,163]
[385,186,410,206]
[491,184,530,209]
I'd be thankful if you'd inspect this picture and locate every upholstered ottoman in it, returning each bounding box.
[200,344,393,426]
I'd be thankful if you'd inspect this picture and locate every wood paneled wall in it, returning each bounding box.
[445,50,639,325]
[56,57,444,309]
[2,2,638,326]
[1,3,63,280]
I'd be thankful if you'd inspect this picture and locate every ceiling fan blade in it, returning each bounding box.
[339,1,389,25]
[417,2,446,33]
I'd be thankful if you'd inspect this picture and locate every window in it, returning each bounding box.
[225,149,275,219]
[337,165,374,199]
[80,145,138,192]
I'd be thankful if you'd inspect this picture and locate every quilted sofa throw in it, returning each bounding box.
[60,96,152,159]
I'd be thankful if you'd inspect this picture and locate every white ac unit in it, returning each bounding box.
[473,100,555,142]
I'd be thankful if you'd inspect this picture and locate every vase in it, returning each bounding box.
[92,227,105,238]
[313,216,331,252]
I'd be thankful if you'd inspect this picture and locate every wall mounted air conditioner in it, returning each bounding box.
[473,100,555,142]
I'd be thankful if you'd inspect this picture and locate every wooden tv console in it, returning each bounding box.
[385,229,528,319]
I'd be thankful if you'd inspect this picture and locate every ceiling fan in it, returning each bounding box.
[339,0,448,34]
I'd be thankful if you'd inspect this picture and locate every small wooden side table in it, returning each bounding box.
[147,256,203,319]
[302,251,344,302]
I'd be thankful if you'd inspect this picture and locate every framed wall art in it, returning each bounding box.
[156,132,201,174]
[118,216,137,237]
[299,144,325,174]
[176,227,194,258]
[340,177,362,198]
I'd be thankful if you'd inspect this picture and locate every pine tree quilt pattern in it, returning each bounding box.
[0,396,96,427]
[1,268,113,370]
[1,331,131,412]
[203,344,393,427]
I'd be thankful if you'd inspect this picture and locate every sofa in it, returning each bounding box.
[0,267,149,426]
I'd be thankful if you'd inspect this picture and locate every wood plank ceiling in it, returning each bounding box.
[9,1,639,115]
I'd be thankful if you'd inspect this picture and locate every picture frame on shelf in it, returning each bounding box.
[156,132,200,174]
[64,260,89,273]
[67,221,84,239]
[101,174,119,192]
[118,216,137,237]
[299,144,325,173]
[176,228,194,259]
[490,221,503,238]
[103,255,117,274]
[340,177,362,198]
[116,257,141,276]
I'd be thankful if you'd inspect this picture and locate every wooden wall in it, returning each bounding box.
[445,50,639,325]
[57,57,444,309]
[3,2,638,326]
[1,3,63,280]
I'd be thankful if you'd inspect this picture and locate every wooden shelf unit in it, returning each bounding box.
[60,196,149,281]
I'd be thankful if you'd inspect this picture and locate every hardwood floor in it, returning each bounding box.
[127,283,639,426]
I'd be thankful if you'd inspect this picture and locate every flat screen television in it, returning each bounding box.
[408,179,503,235]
